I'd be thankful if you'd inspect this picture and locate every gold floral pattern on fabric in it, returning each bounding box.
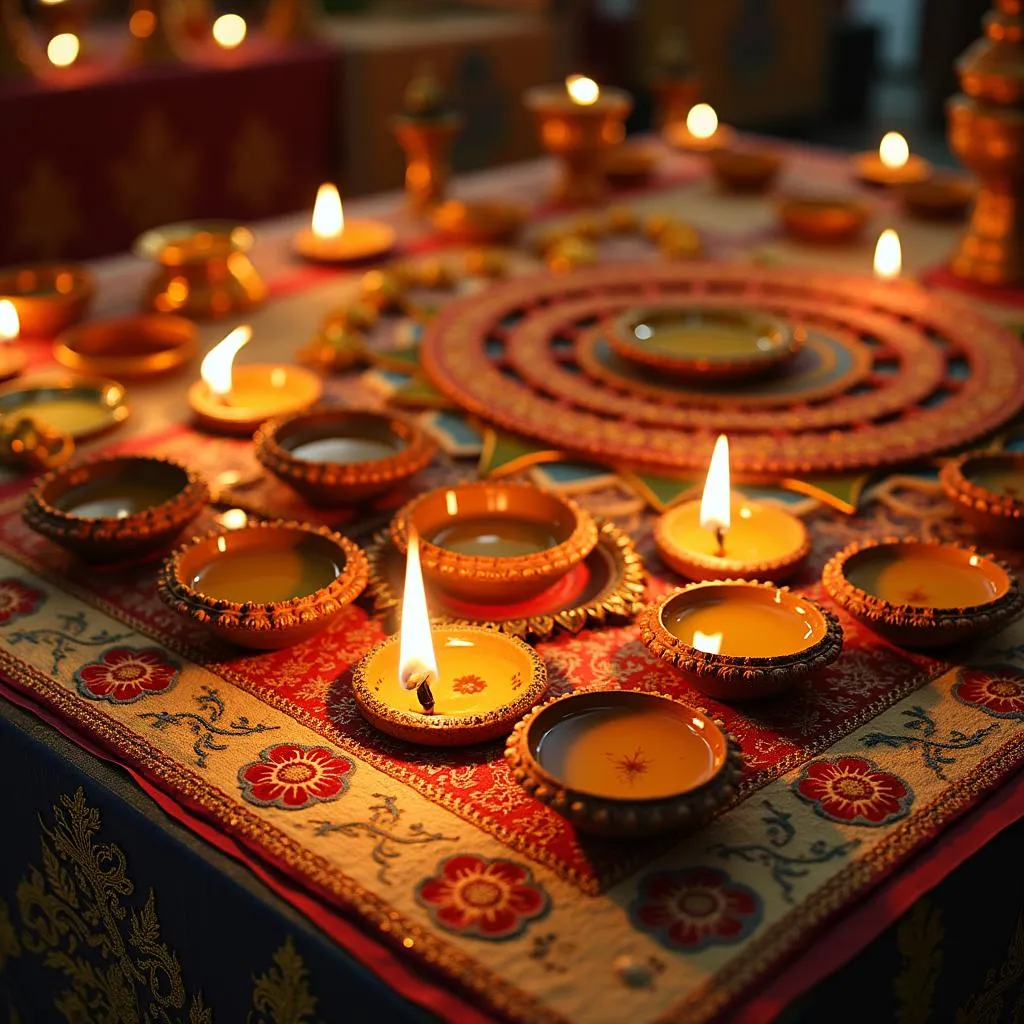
[893,899,943,1024]
[956,916,1024,1024]
[249,936,318,1024]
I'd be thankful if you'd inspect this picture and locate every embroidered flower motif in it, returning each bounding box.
[238,743,354,810]
[954,665,1024,719]
[629,867,762,952]
[74,647,180,705]
[0,578,45,625]
[416,855,549,940]
[793,756,913,826]
[452,674,487,695]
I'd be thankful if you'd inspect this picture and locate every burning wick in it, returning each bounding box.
[200,324,252,407]
[700,434,731,557]
[398,528,439,714]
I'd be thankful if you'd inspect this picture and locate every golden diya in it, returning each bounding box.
[506,689,743,837]
[390,481,599,604]
[430,199,527,246]
[641,580,843,700]
[655,435,811,583]
[0,300,26,382]
[941,451,1024,547]
[707,147,783,193]
[853,131,931,188]
[54,314,197,379]
[351,528,548,746]
[293,183,396,264]
[776,193,871,244]
[159,519,369,650]
[823,537,1023,649]
[254,406,437,507]
[0,373,129,440]
[188,325,322,436]
[24,455,208,563]
[663,103,735,153]
[0,263,95,337]
[524,74,633,205]
[900,174,974,220]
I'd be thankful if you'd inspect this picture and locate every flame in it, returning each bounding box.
[200,325,252,397]
[312,183,344,239]
[212,13,246,49]
[873,228,902,280]
[699,434,731,536]
[0,300,19,342]
[47,32,79,67]
[686,103,718,141]
[878,131,909,170]
[692,630,723,655]
[398,529,438,691]
[565,74,599,106]
[216,508,249,531]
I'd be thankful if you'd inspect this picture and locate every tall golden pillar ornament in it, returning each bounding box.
[0,0,42,79]
[264,0,322,42]
[649,29,699,131]
[125,0,183,66]
[947,0,1024,287]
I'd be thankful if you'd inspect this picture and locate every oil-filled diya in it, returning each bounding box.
[24,455,208,563]
[853,131,931,187]
[776,193,871,244]
[390,480,599,604]
[707,147,783,193]
[54,314,197,378]
[0,300,26,381]
[0,373,129,440]
[641,580,843,700]
[159,520,369,649]
[941,451,1024,547]
[505,689,743,837]
[823,537,1023,649]
[254,406,437,506]
[293,183,396,264]
[655,435,810,582]
[352,529,547,746]
[0,263,95,337]
[188,325,322,435]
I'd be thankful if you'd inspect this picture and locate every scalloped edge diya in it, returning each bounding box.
[255,406,436,507]
[776,194,871,243]
[640,580,844,700]
[707,148,783,193]
[505,688,743,837]
[24,455,208,563]
[159,520,369,650]
[54,314,197,378]
[430,199,527,246]
[823,537,1023,649]
[0,263,96,337]
[941,451,1024,547]
[390,481,599,604]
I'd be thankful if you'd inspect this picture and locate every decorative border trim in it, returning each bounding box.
[940,451,1024,541]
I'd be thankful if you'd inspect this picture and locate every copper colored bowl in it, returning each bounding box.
[24,455,208,564]
[604,141,659,185]
[54,314,197,378]
[708,148,783,192]
[900,175,974,220]
[0,264,96,337]
[776,194,871,243]
[430,199,527,246]
[941,451,1024,547]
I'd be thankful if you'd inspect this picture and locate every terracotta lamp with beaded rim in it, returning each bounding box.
[940,451,1024,547]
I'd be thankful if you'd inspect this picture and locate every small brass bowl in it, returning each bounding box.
[900,175,974,220]
[54,314,197,378]
[254,406,436,507]
[941,451,1024,547]
[640,580,843,701]
[708,148,783,192]
[390,481,599,604]
[823,537,1023,649]
[0,264,96,337]
[505,689,743,837]
[0,374,129,441]
[24,455,208,564]
[430,199,527,246]
[776,194,870,243]
[159,520,369,650]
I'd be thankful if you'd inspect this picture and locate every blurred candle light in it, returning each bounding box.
[47,32,80,67]
[686,103,718,142]
[212,13,246,50]
[879,131,910,170]
[565,74,600,106]
[0,301,20,343]
[874,228,902,280]
[311,183,344,239]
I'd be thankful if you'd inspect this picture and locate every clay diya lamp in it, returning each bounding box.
[900,174,974,220]
[0,373,129,440]
[293,183,396,264]
[707,148,783,193]
[609,306,800,383]
[604,140,660,186]
[941,451,1024,547]
[159,520,369,650]
[776,194,871,243]
[430,199,527,246]
[390,481,599,604]
[24,455,208,563]
[505,689,743,837]
[54,314,197,378]
[0,263,95,337]
[853,132,932,188]
[641,580,844,700]
[823,537,1023,649]
[254,406,436,507]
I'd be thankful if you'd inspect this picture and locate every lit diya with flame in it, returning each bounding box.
[187,325,322,435]
[0,301,27,382]
[293,183,396,264]
[853,131,931,187]
[663,103,735,153]
[873,227,903,282]
[351,529,548,746]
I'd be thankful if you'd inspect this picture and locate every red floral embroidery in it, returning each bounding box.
[238,743,354,810]
[416,855,549,940]
[630,867,762,951]
[954,665,1024,719]
[452,674,487,695]
[793,756,913,826]
[0,578,45,625]
[74,647,180,705]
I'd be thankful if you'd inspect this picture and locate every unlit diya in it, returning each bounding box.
[641,580,843,700]
[707,148,782,192]
[900,175,974,220]
[505,689,743,837]
[776,194,870,243]
[430,199,526,246]
[0,263,95,337]
[941,451,1024,547]
[188,363,322,435]
[823,537,1023,649]
[54,314,197,378]
[0,375,129,440]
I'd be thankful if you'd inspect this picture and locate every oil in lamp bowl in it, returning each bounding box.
[506,688,742,837]
[941,451,1024,547]
[24,455,208,564]
[640,580,843,701]
[0,264,96,338]
[159,520,369,650]
[776,194,871,243]
[663,121,736,153]
[54,314,197,379]
[823,537,1024,649]
[707,148,783,193]
[430,199,527,246]
[900,175,974,220]
[852,151,932,188]
[390,481,599,604]
[351,624,547,747]
[254,406,437,507]
[0,374,129,441]
[293,223,397,264]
